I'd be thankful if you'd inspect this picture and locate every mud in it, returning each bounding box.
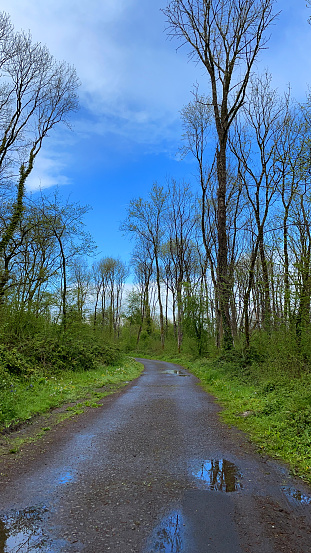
[0,358,311,552]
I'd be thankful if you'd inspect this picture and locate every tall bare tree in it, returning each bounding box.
[163,0,277,349]
[70,257,91,320]
[232,74,283,341]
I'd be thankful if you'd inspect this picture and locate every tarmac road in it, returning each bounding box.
[0,358,311,552]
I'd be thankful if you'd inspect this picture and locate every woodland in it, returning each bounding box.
[1,1,311,471]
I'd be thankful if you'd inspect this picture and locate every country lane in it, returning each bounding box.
[0,359,311,552]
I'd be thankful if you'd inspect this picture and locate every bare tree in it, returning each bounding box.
[131,241,155,344]
[121,184,168,349]
[291,195,311,344]
[114,260,129,338]
[232,74,283,341]
[0,12,79,272]
[37,194,94,330]
[95,257,128,338]
[70,257,91,320]
[180,95,217,303]
[91,260,103,327]
[164,180,197,352]
[274,96,311,325]
[163,0,277,349]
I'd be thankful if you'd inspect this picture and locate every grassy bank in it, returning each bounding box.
[0,357,142,432]
[178,353,311,485]
[139,346,311,485]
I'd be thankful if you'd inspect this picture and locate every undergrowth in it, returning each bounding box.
[182,348,311,485]
[0,309,140,430]
[0,357,142,430]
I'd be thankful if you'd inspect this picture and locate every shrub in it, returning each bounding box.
[0,345,32,376]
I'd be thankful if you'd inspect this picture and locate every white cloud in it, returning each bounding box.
[1,0,311,151]
[0,0,198,145]
[26,150,71,192]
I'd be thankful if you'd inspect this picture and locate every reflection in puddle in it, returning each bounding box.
[192,459,243,492]
[282,487,311,505]
[57,470,74,485]
[0,519,8,551]
[147,511,184,553]
[0,506,48,552]
[161,370,189,377]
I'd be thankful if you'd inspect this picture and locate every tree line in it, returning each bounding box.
[2,1,311,368]
[119,0,311,358]
[0,12,124,373]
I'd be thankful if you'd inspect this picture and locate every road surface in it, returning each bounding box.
[0,359,311,552]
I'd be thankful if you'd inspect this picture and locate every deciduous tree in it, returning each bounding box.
[0,12,79,282]
[163,0,277,349]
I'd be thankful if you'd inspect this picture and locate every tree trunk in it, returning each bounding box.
[283,208,290,324]
[176,283,183,353]
[155,253,165,350]
[259,232,271,333]
[216,144,233,350]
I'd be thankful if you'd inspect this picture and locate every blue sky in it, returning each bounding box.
[2,0,311,270]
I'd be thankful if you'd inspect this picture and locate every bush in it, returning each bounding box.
[25,335,123,373]
[0,345,33,376]
[0,307,123,375]
[0,366,12,389]
[290,407,311,436]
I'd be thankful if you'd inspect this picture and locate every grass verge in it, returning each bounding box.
[0,357,142,433]
[179,354,311,485]
[139,350,311,485]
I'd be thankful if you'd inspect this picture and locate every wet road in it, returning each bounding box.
[1,359,311,552]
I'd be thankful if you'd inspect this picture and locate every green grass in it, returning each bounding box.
[0,357,142,430]
[116,349,311,484]
[180,355,311,485]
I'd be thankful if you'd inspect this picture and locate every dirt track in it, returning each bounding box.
[1,358,311,552]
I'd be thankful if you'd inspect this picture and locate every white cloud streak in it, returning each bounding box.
[1,0,311,189]
[26,150,71,192]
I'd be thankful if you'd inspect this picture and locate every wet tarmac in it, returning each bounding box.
[0,358,311,552]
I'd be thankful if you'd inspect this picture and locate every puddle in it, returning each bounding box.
[161,370,189,377]
[192,459,243,492]
[282,486,311,505]
[57,470,74,485]
[0,506,48,552]
[0,506,73,553]
[0,519,8,552]
[146,511,184,553]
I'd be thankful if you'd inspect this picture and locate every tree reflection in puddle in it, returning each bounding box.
[0,518,9,552]
[282,487,311,505]
[147,510,184,553]
[192,459,243,492]
[0,506,48,552]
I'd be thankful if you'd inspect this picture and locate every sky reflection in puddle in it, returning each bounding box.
[192,459,243,492]
[282,486,311,505]
[0,506,73,553]
[0,506,48,552]
[161,370,189,377]
[57,470,74,485]
[146,511,184,553]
